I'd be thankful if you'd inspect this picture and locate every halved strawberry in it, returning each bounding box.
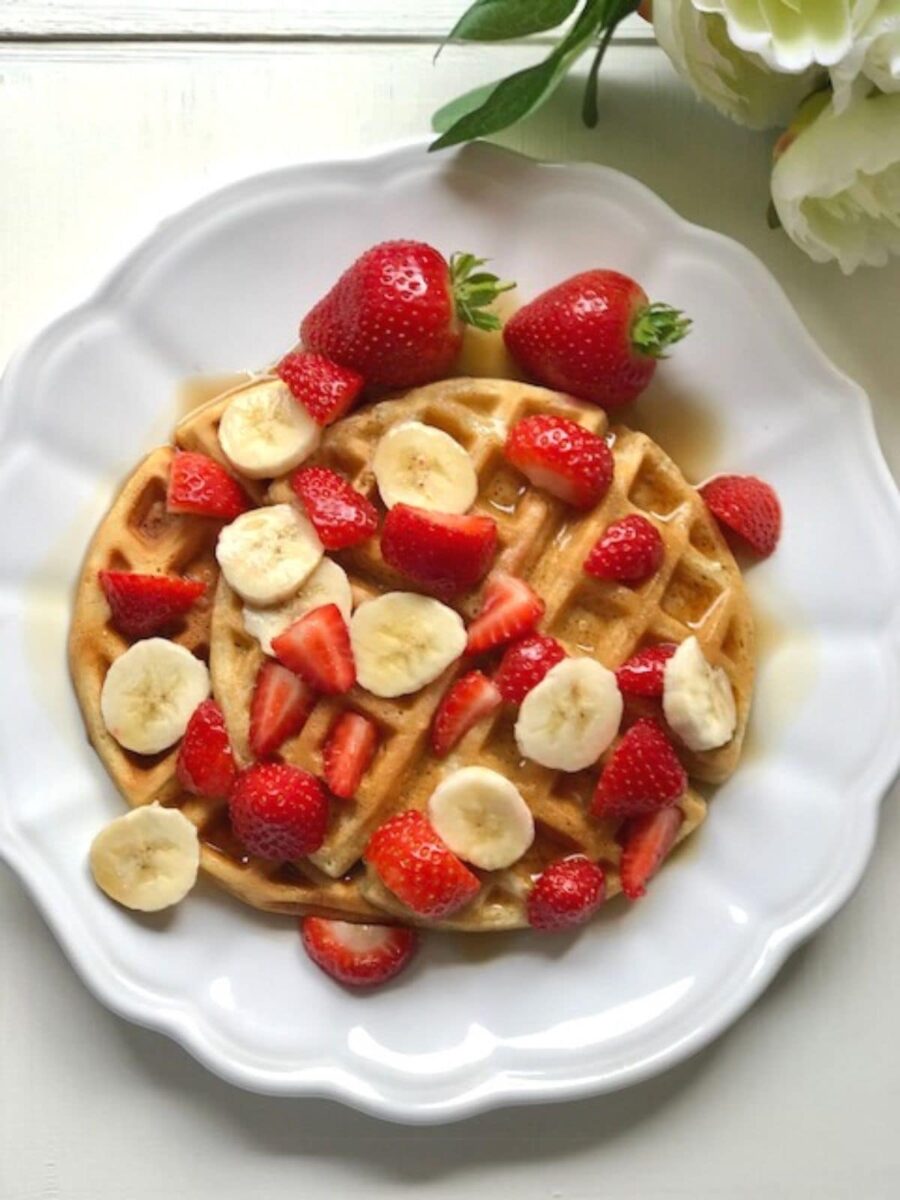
[176,699,237,798]
[503,414,614,508]
[99,570,206,638]
[615,643,677,698]
[584,514,663,584]
[229,762,328,860]
[291,466,378,550]
[276,351,364,426]
[324,711,378,799]
[699,474,782,558]
[300,916,417,988]
[526,856,606,930]
[493,634,566,704]
[431,671,501,757]
[381,504,497,597]
[166,451,249,520]
[466,573,544,656]
[364,809,480,920]
[592,718,687,820]
[619,806,684,900]
[271,603,356,695]
[249,660,316,759]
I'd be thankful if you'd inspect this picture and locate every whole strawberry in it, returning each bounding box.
[504,269,690,409]
[300,241,513,389]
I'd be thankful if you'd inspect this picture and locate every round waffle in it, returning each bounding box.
[70,376,754,930]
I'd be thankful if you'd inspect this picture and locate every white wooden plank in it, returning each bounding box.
[0,0,652,40]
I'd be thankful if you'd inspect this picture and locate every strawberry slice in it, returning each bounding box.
[619,807,684,900]
[381,504,497,597]
[99,570,206,638]
[271,603,356,694]
[494,634,566,704]
[276,351,364,426]
[364,809,480,920]
[699,474,782,558]
[592,718,687,820]
[229,762,328,860]
[466,573,544,656]
[249,660,316,759]
[584,514,664,584]
[431,671,501,757]
[503,414,614,508]
[166,451,249,520]
[615,643,677,698]
[526,856,606,930]
[291,466,378,550]
[300,916,417,988]
[176,699,237,798]
[324,711,378,799]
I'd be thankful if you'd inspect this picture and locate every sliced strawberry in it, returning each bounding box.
[466,573,544,656]
[229,762,329,861]
[493,634,566,704]
[300,916,418,988]
[176,699,237,798]
[504,414,615,509]
[699,474,782,558]
[584,513,664,584]
[431,671,501,757]
[166,451,249,520]
[249,660,316,759]
[99,570,205,638]
[615,643,677,698]
[526,856,606,931]
[619,807,684,900]
[291,466,378,550]
[276,351,364,426]
[592,718,687,820]
[271,603,356,695]
[380,504,497,597]
[364,809,480,920]
[324,711,378,799]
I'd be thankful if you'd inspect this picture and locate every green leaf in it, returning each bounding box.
[432,81,499,135]
[430,0,606,152]
[446,0,579,43]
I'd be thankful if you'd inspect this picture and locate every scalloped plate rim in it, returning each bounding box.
[1,139,899,1124]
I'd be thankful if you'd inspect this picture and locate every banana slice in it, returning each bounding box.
[515,657,623,772]
[662,635,736,751]
[218,378,320,479]
[350,592,466,697]
[89,804,200,912]
[372,421,478,513]
[242,557,353,655]
[428,766,534,871]
[216,503,323,606]
[100,638,211,754]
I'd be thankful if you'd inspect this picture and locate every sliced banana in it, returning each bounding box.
[662,635,736,752]
[218,378,320,479]
[350,592,466,698]
[100,638,211,755]
[216,503,323,606]
[372,421,478,513]
[428,766,534,871]
[515,657,623,772]
[242,557,353,654]
[89,804,200,912]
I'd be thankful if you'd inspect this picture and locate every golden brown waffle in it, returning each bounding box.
[202,377,753,930]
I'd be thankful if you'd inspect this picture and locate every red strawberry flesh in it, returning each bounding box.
[229,762,329,861]
[99,570,206,638]
[584,514,664,584]
[592,718,687,820]
[291,466,378,550]
[431,671,501,757]
[615,643,677,698]
[381,504,497,597]
[466,573,544,656]
[166,451,249,520]
[276,351,364,426]
[526,856,606,931]
[364,809,480,920]
[324,711,378,799]
[494,634,566,704]
[300,917,417,988]
[504,414,614,509]
[699,474,782,558]
[271,603,356,695]
[176,699,237,798]
[249,660,316,759]
[619,806,684,900]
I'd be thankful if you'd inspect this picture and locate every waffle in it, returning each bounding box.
[71,375,753,930]
[198,376,754,929]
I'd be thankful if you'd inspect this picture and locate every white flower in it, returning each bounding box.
[830,0,900,112]
[771,89,900,272]
[693,0,881,72]
[654,1,824,129]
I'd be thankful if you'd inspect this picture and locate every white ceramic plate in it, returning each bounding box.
[1,142,899,1125]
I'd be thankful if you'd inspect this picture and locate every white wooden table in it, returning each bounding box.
[2,5,899,1197]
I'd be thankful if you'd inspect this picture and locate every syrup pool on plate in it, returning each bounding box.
[176,371,255,419]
